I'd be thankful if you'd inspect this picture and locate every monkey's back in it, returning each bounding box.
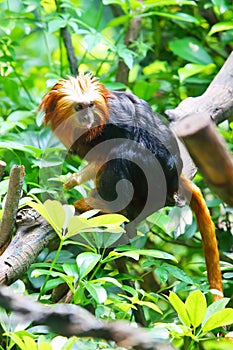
[93,91,183,222]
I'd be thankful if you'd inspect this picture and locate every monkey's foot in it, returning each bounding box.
[63,173,80,190]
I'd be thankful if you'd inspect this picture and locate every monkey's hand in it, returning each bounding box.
[63,173,81,190]
[63,162,98,190]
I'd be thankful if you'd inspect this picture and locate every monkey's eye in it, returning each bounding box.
[75,104,83,111]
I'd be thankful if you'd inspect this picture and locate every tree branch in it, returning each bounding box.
[0,208,56,285]
[166,51,233,206]
[0,285,174,350]
[57,1,78,76]
[0,165,25,252]
[0,160,6,180]
[116,16,142,85]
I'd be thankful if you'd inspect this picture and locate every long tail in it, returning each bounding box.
[180,175,223,300]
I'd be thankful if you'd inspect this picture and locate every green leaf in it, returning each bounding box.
[76,252,101,279]
[137,300,163,314]
[202,308,233,333]
[88,213,128,227]
[208,21,233,36]
[6,332,26,350]
[202,298,230,327]
[44,200,66,232]
[145,11,199,24]
[84,282,107,303]
[178,63,216,83]
[67,216,93,237]
[92,276,122,288]
[143,0,196,7]
[155,267,169,284]
[133,249,177,262]
[23,336,38,350]
[185,290,207,328]
[169,38,213,65]
[168,292,191,327]
[48,17,67,33]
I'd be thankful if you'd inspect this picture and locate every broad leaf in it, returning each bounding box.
[168,292,191,327]
[202,298,230,327]
[169,38,213,65]
[202,308,233,333]
[76,252,101,279]
[84,282,107,303]
[185,290,207,328]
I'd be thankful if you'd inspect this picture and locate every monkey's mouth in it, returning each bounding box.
[75,113,95,129]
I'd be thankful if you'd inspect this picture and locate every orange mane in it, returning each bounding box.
[39,72,114,129]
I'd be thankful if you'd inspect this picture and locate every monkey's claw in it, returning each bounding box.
[63,174,80,190]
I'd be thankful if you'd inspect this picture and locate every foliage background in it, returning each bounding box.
[0,0,233,349]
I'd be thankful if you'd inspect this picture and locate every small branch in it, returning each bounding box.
[166,52,233,206]
[0,285,175,350]
[0,165,25,251]
[59,4,78,76]
[0,208,56,285]
[116,16,142,85]
[0,160,6,180]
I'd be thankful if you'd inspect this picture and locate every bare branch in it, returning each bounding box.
[0,208,56,285]
[0,285,174,350]
[55,1,78,76]
[0,165,25,251]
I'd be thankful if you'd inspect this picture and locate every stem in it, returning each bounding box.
[38,238,64,300]
[11,64,34,103]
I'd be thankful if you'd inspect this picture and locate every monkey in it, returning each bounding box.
[39,72,223,300]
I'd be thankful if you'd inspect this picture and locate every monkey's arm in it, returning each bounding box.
[180,175,223,300]
[63,162,98,190]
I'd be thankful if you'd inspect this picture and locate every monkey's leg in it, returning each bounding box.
[64,162,98,190]
[181,175,223,300]
[74,190,112,214]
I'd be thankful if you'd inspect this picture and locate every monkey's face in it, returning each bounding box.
[39,73,114,147]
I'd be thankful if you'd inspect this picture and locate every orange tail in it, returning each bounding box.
[181,175,223,300]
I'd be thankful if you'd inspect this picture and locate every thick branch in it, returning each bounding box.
[166,52,233,206]
[166,52,233,128]
[0,285,174,350]
[0,160,6,180]
[0,208,56,285]
[0,165,25,251]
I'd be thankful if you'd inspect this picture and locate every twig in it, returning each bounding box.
[0,208,56,285]
[0,160,6,180]
[0,165,25,252]
[0,285,175,350]
[166,51,233,206]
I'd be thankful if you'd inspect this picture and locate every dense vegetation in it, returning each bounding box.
[0,0,233,349]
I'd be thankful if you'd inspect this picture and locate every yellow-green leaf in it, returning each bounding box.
[185,290,207,328]
[44,200,65,231]
[67,216,92,237]
[202,308,233,333]
[88,213,128,227]
[137,300,163,314]
[168,292,191,327]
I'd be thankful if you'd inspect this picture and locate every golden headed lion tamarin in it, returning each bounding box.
[39,72,223,300]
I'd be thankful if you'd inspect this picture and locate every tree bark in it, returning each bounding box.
[166,51,233,206]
